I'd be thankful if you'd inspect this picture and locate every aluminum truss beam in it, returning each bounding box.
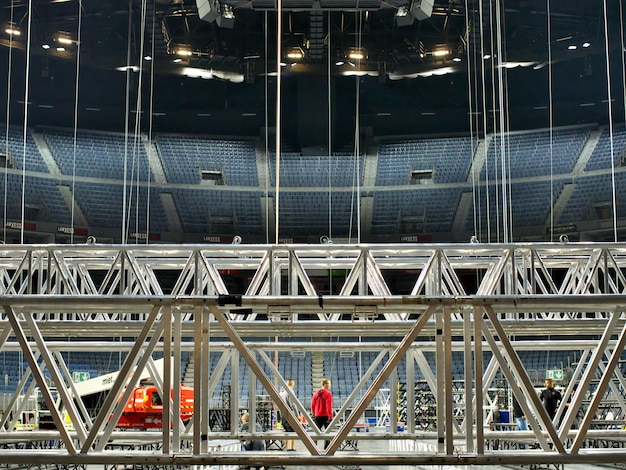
[0,243,623,466]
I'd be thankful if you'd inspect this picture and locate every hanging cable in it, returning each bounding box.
[547,0,554,242]
[121,0,134,244]
[264,11,270,244]
[465,0,480,241]
[3,1,17,244]
[601,0,618,241]
[494,0,509,242]
[349,11,363,244]
[19,0,34,244]
[621,0,626,127]
[327,10,333,245]
[485,2,500,242]
[69,0,84,244]
[125,0,149,243]
[478,0,492,242]
[145,0,158,245]
[274,0,283,244]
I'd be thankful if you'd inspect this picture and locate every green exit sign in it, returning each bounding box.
[546,369,563,381]
[73,371,90,382]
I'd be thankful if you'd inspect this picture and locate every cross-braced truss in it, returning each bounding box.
[0,242,625,467]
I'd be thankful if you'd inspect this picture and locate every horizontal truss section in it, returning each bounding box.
[0,243,623,466]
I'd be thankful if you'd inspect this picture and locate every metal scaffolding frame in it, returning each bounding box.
[0,242,625,466]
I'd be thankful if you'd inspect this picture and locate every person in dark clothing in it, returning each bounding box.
[512,384,527,449]
[539,378,562,421]
[311,378,333,450]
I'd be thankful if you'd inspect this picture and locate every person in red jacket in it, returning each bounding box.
[311,378,333,449]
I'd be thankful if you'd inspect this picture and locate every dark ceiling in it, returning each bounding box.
[0,0,624,149]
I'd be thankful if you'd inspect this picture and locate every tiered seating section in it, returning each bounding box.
[0,123,625,239]
[268,153,365,187]
[2,126,49,173]
[73,182,169,232]
[584,125,626,171]
[371,188,463,235]
[483,127,589,179]
[43,128,154,181]
[376,136,475,185]
[156,134,258,186]
[466,180,567,231]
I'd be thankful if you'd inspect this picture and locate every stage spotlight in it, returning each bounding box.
[320,235,333,245]
[86,236,97,244]
[232,235,242,245]
[559,234,569,244]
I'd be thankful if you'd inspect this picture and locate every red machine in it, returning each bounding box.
[116,384,194,429]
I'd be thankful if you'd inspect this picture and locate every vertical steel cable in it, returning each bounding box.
[19,0,34,244]
[145,0,158,244]
[601,0,618,241]
[348,10,363,244]
[69,0,83,244]
[327,10,333,243]
[264,11,270,244]
[121,0,134,244]
[478,0,492,242]
[621,0,626,127]
[494,0,509,242]
[126,0,148,243]
[3,1,17,243]
[465,0,480,241]
[547,0,554,242]
[274,0,283,244]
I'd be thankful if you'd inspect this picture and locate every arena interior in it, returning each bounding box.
[1,0,626,469]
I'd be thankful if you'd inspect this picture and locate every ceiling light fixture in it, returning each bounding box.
[432,46,450,57]
[347,47,367,61]
[582,42,591,48]
[5,26,21,36]
[57,36,73,45]
[568,45,577,50]
[177,48,193,56]
[285,46,305,60]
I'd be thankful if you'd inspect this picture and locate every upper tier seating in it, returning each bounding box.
[481,127,589,179]
[268,153,365,187]
[376,136,475,185]
[584,125,626,171]
[43,128,154,181]
[2,126,49,173]
[156,135,258,186]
